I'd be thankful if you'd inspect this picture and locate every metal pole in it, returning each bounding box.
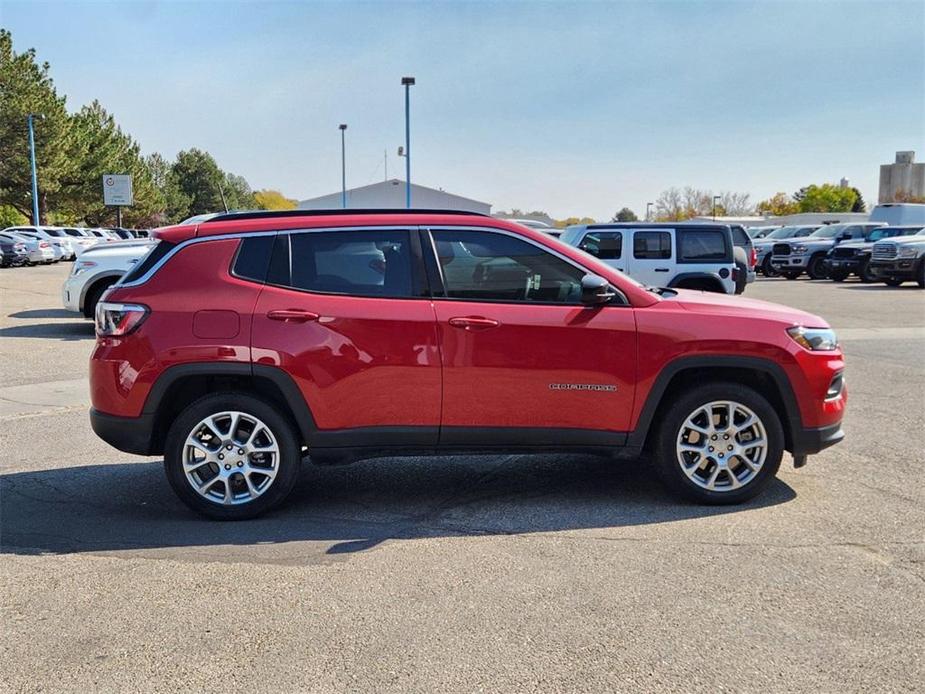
[402,77,415,208]
[27,114,40,225]
[116,206,122,228]
[339,124,347,208]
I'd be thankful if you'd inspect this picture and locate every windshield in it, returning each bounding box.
[809,225,846,239]
[765,226,798,239]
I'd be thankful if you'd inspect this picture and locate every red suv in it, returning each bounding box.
[89,210,846,519]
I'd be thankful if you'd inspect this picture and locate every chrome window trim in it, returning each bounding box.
[424,225,630,307]
[117,225,416,288]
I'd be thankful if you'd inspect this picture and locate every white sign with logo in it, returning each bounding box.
[102,174,133,206]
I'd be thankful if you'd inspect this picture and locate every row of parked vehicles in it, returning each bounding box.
[0,225,147,268]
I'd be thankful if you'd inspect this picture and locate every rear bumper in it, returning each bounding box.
[90,408,155,456]
[790,421,844,456]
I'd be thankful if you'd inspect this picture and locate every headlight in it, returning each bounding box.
[787,326,838,351]
[898,247,919,258]
[792,245,808,254]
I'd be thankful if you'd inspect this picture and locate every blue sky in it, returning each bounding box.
[2,0,923,219]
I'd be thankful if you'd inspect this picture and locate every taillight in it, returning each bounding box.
[39,241,50,248]
[95,302,149,337]
[749,247,757,268]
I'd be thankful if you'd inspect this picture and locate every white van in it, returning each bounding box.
[869,203,925,226]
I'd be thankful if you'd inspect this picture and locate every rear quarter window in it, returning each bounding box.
[231,235,275,283]
[633,231,672,259]
[120,241,172,284]
[678,230,729,262]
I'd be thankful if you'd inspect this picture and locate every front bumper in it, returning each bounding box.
[62,276,82,312]
[825,257,861,273]
[90,408,156,456]
[869,258,920,280]
[771,254,809,269]
[790,421,845,456]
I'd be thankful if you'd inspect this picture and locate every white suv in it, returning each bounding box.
[62,240,155,317]
[560,223,737,293]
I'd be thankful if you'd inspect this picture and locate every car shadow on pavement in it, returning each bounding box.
[838,284,922,291]
[8,308,78,319]
[0,454,796,557]
[0,321,94,340]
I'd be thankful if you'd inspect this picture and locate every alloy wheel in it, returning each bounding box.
[675,400,768,492]
[182,411,280,505]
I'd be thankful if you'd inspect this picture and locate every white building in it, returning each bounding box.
[298,179,491,214]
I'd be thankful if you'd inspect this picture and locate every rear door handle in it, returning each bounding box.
[267,309,320,323]
[654,268,670,272]
[448,316,500,331]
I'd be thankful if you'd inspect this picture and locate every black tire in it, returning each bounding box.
[807,255,828,280]
[651,382,784,505]
[884,279,903,287]
[734,261,747,294]
[164,393,302,520]
[858,259,876,283]
[782,271,801,280]
[917,260,924,289]
[82,279,116,319]
[761,255,779,278]
[829,270,848,282]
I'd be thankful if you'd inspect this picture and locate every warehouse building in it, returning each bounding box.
[298,179,491,214]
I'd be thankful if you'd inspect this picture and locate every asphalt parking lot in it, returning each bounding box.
[1,263,923,693]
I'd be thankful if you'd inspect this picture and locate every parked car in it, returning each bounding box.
[561,222,738,293]
[729,224,756,294]
[868,229,925,288]
[62,240,156,317]
[88,209,846,519]
[38,227,78,259]
[770,223,886,279]
[0,235,30,267]
[826,226,924,282]
[0,231,55,264]
[754,225,819,277]
[62,227,102,255]
[1,226,73,261]
[745,225,781,239]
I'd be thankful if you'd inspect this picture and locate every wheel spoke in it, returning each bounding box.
[706,466,721,489]
[228,413,242,443]
[725,469,740,488]
[679,442,705,453]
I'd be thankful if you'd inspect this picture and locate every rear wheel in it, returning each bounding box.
[652,383,783,505]
[807,255,828,280]
[164,393,302,520]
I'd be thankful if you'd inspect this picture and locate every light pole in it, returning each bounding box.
[339,124,348,208]
[401,76,415,208]
[646,202,653,221]
[26,113,43,225]
[712,195,721,221]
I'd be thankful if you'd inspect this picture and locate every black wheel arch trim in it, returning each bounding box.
[667,272,727,291]
[626,354,811,454]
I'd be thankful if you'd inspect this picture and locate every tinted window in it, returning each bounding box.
[232,235,274,283]
[633,231,672,259]
[579,231,622,259]
[282,229,415,298]
[120,241,171,284]
[679,230,728,261]
[432,229,585,303]
[64,229,84,237]
[730,226,749,245]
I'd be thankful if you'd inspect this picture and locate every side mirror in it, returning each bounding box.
[581,273,616,305]
[836,233,850,242]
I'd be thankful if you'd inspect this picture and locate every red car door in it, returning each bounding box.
[251,228,441,446]
[426,227,637,445]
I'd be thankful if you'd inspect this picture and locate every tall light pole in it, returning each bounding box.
[339,124,348,208]
[712,195,721,221]
[401,76,415,208]
[646,202,653,221]
[26,113,43,225]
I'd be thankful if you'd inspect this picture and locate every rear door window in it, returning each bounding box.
[271,229,420,298]
[578,231,622,259]
[633,231,672,259]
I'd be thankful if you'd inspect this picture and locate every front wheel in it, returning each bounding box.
[829,270,848,282]
[807,255,828,280]
[761,256,779,278]
[782,271,801,280]
[884,279,903,287]
[858,259,876,283]
[652,383,784,505]
[164,393,302,520]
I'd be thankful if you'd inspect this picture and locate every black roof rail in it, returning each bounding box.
[202,208,490,223]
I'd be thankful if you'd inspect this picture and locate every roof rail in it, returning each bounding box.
[202,208,490,223]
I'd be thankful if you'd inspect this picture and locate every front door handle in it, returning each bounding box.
[267,309,320,323]
[448,316,501,331]
[654,268,670,272]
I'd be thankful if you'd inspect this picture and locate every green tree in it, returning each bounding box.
[793,184,858,213]
[146,152,190,224]
[171,149,227,216]
[222,172,257,210]
[58,101,161,226]
[254,189,297,210]
[757,192,799,216]
[0,29,76,223]
[0,204,27,227]
[613,207,638,222]
[850,187,866,213]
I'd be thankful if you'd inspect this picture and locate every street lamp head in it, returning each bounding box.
[401,76,416,86]
[338,124,347,131]
[27,113,45,121]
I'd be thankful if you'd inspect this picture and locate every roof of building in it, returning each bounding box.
[298,179,490,208]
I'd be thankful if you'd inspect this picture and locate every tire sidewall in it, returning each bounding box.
[807,255,828,280]
[164,393,302,520]
[653,383,784,505]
